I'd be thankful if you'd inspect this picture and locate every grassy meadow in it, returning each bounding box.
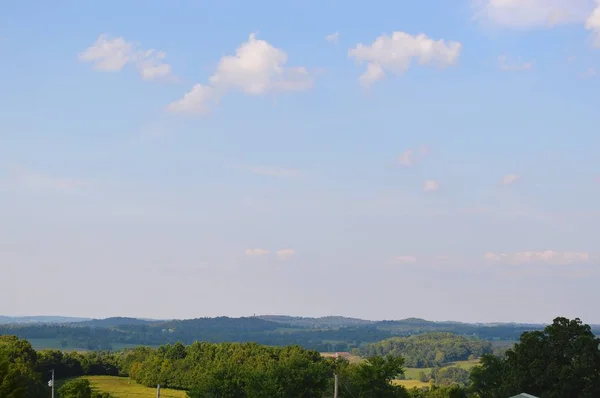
[396,359,480,389]
[57,376,187,398]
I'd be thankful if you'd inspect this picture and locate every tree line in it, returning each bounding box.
[2,317,600,397]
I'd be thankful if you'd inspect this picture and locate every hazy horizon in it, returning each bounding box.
[2,0,600,325]
[1,312,595,326]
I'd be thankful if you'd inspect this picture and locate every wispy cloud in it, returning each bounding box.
[398,146,429,167]
[498,55,533,71]
[473,0,591,28]
[276,249,296,259]
[245,249,270,257]
[248,166,302,178]
[0,166,92,194]
[484,250,595,265]
[423,180,440,192]
[325,32,340,44]
[502,174,520,185]
[395,255,417,264]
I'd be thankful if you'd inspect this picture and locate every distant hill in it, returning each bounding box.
[0,315,90,325]
[257,315,374,328]
[80,317,157,328]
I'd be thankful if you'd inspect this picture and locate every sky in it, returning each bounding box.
[1,0,600,324]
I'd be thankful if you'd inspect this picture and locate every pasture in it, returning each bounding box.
[58,376,187,398]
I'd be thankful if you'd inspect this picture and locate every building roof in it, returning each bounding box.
[510,394,538,398]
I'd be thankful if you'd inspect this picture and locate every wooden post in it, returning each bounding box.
[334,373,338,398]
[157,384,161,398]
[51,369,55,398]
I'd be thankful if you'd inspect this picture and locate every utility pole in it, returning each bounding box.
[51,369,55,398]
[333,373,338,398]
[156,384,161,398]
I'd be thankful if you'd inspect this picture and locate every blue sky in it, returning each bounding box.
[1,0,600,323]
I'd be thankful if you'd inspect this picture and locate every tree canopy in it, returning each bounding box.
[358,332,492,367]
[470,317,600,398]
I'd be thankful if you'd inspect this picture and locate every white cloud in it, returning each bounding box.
[325,32,340,44]
[348,31,462,86]
[276,249,296,259]
[473,0,593,28]
[0,167,91,194]
[498,55,534,71]
[245,248,270,257]
[168,34,313,114]
[166,84,215,115]
[248,166,302,178]
[484,250,594,265]
[398,146,429,167]
[585,1,600,47]
[395,255,417,264]
[80,34,172,80]
[423,180,440,192]
[502,174,520,184]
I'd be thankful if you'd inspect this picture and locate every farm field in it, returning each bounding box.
[58,376,187,398]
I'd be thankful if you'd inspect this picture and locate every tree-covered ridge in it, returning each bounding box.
[358,332,493,368]
[0,315,553,354]
[0,319,391,352]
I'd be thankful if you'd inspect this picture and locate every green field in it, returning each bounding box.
[399,358,480,388]
[58,376,187,398]
[393,379,430,389]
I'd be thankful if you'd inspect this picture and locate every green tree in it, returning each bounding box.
[0,336,46,398]
[436,366,469,387]
[470,317,600,398]
[58,378,94,398]
[345,355,410,397]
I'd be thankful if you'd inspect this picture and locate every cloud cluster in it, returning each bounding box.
[348,31,462,86]
[167,34,313,114]
[79,34,173,80]
[484,250,594,265]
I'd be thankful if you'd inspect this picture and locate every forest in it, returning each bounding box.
[0,315,565,352]
[1,317,600,397]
